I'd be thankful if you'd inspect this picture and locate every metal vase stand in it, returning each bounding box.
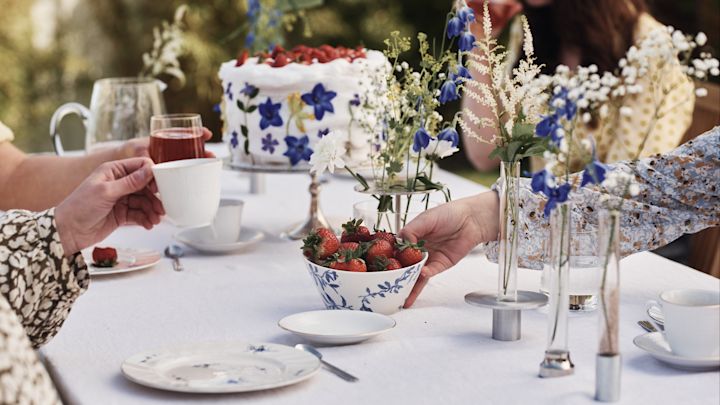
[227,160,332,240]
[464,291,548,341]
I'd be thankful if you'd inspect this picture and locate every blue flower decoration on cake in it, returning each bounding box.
[301,84,337,120]
[230,130,239,148]
[258,97,283,130]
[225,82,234,101]
[241,82,257,97]
[283,135,313,166]
[261,134,279,154]
[317,128,329,138]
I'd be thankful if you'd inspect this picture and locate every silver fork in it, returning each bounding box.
[638,320,658,333]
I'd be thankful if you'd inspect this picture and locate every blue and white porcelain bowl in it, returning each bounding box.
[303,253,428,315]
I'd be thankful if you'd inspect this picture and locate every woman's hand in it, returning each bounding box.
[400,191,500,307]
[55,157,165,256]
[113,127,216,160]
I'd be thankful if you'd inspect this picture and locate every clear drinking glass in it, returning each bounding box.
[149,113,205,163]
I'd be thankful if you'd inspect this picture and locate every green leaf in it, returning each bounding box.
[377,195,393,213]
[246,105,257,113]
[243,138,250,155]
[511,122,534,139]
[236,100,246,112]
[240,125,249,137]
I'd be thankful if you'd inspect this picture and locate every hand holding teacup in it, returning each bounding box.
[646,289,720,358]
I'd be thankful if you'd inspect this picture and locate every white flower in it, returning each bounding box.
[695,32,707,46]
[401,61,409,70]
[628,183,640,197]
[619,106,633,116]
[695,87,708,97]
[582,112,592,123]
[309,131,346,175]
[421,139,458,160]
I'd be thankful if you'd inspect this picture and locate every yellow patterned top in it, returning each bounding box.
[0,120,13,143]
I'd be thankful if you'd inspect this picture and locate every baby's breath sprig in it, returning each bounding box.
[140,5,188,86]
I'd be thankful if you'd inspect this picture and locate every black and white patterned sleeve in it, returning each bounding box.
[0,208,89,348]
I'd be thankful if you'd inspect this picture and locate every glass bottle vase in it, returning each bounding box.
[497,161,520,302]
[595,209,621,401]
[539,201,574,377]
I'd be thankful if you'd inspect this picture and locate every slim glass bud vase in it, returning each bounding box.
[539,202,574,377]
[498,161,520,302]
[596,209,621,402]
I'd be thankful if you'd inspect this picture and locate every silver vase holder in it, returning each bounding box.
[539,349,575,378]
[353,184,439,232]
[595,353,621,402]
[464,291,548,341]
[227,161,332,240]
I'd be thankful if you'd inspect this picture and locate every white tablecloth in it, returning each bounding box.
[42,144,720,405]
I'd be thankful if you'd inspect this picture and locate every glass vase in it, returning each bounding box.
[498,161,520,302]
[539,201,574,377]
[595,209,621,402]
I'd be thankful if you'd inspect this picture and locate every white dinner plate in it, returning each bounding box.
[84,248,161,276]
[633,332,720,371]
[174,227,264,254]
[278,310,396,345]
[121,342,320,393]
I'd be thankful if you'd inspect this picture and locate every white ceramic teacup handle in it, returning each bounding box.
[645,299,663,326]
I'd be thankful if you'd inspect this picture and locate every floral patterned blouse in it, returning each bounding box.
[0,209,89,404]
[488,125,720,269]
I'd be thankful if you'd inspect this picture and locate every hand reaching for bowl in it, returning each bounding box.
[55,157,165,256]
[400,191,500,308]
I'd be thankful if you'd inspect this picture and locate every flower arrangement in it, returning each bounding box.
[240,0,317,55]
[140,5,188,86]
[310,3,476,227]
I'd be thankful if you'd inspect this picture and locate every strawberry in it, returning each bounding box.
[272,53,288,67]
[395,240,426,267]
[302,228,339,261]
[92,247,118,267]
[365,239,394,267]
[340,219,371,243]
[339,242,362,256]
[373,257,402,271]
[330,258,367,272]
[235,50,249,67]
[372,231,396,247]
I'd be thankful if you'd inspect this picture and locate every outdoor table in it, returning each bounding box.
[42,144,720,405]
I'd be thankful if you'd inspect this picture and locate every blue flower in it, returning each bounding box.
[212,103,221,113]
[581,160,608,187]
[225,82,233,101]
[350,93,361,107]
[412,127,431,153]
[437,127,459,147]
[258,97,283,130]
[301,84,337,120]
[244,32,255,49]
[535,114,563,145]
[317,128,329,138]
[283,135,313,166]
[261,134,279,154]
[544,183,571,217]
[458,31,476,51]
[241,82,257,97]
[247,0,260,18]
[451,65,472,83]
[230,130,239,148]
[439,80,459,104]
[457,7,475,23]
[447,17,464,38]
[550,88,577,120]
[531,169,552,195]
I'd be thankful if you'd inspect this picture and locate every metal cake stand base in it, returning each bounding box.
[465,290,548,341]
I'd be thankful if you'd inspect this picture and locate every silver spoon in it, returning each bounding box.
[164,245,184,272]
[295,344,358,382]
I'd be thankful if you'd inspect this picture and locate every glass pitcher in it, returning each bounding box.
[50,77,166,155]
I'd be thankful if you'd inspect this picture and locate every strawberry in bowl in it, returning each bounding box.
[301,220,428,315]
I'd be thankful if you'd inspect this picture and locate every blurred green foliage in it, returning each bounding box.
[0,0,717,184]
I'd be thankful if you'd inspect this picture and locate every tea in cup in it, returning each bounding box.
[646,289,720,358]
[149,114,206,163]
[152,158,222,227]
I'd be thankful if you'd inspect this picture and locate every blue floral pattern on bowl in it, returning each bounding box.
[304,254,427,315]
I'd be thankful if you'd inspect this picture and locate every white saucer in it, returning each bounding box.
[633,332,720,371]
[84,248,161,276]
[174,227,264,254]
[278,310,396,345]
[122,342,320,393]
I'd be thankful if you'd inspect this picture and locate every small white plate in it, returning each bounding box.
[633,332,720,371]
[174,227,264,254]
[85,248,161,276]
[122,342,320,393]
[278,310,396,345]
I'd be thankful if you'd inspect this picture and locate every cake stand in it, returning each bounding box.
[227,160,332,240]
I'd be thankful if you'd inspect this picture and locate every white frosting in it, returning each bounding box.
[218,50,388,166]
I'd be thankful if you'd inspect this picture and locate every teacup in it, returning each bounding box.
[208,198,244,243]
[152,158,222,227]
[646,289,720,358]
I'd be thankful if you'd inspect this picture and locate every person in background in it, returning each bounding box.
[0,119,213,211]
[0,157,163,403]
[402,126,719,308]
[461,0,694,171]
